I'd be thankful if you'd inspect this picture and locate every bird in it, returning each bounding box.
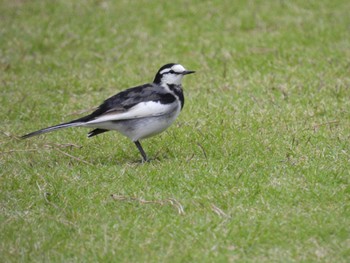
[21,63,195,162]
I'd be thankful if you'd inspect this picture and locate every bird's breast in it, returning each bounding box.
[167,84,184,109]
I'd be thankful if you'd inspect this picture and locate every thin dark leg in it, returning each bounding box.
[134,141,148,162]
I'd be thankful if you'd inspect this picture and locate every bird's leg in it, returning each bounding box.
[134,140,148,162]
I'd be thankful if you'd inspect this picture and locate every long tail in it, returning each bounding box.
[21,121,84,139]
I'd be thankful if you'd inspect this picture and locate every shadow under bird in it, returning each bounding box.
[21,63,195,162]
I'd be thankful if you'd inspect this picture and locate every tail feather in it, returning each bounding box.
[21,121,83,139]
[87,128,109,138]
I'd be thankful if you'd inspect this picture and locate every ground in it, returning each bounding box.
[1,0,349,262]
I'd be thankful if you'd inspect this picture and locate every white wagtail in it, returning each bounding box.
[21,63,195,162]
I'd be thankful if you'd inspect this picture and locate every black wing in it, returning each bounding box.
[79,83,176,122]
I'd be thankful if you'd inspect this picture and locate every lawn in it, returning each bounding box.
[1,0,349,262]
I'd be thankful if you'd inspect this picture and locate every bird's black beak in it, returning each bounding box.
[183,70,195,75]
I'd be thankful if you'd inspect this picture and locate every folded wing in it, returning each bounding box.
[83,83,177,124]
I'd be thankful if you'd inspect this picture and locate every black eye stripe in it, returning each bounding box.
[160,69,182,75]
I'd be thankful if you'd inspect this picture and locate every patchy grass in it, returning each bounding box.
[1,0,350,262]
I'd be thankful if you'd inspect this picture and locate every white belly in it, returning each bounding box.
[85,103,181,141]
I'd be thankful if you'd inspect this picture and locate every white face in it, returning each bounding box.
[160,64,187,85]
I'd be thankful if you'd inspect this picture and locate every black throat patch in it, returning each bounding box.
[168,84,184,109]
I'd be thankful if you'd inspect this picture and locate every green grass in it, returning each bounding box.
[1,0,350,262]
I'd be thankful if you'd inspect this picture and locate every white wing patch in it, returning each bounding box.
[86,101,176,124]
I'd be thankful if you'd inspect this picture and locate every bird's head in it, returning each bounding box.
[153,63,195,85]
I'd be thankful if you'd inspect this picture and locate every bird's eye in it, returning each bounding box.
[169,70,175,74]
